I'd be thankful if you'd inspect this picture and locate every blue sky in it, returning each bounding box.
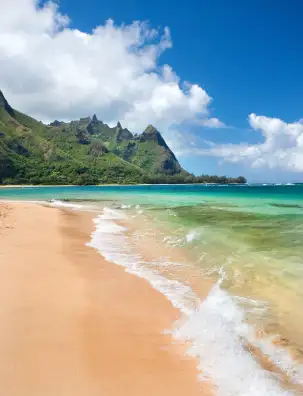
[61,0,303,124]
[60,0,303,181]
[1,0,303,182]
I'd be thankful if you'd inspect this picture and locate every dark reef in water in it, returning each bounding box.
[269,203,303,209]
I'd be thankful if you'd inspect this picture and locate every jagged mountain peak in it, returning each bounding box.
[0,90,15,118]
[49,120,63,127]
[0,93,246,185]
[115,122,133,142]
[0,90,7,107]
[0,90,6,105]
[143,124,158,134]
[79,116,91,124]
[141,123,170,149]
[142,124,165,142]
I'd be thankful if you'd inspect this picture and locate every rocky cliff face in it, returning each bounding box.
[0,90,15,118]
[0,90,185,185]
[0,90,246,185]
[50,116,185,176]
[115,122,133,143]
[0,91,145,184]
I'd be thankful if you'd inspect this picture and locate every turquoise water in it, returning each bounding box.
[1,183,303,210]
[1,184,303,394]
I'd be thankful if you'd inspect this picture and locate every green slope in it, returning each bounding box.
[111,124,184,175]
[69,116,186,176]
[0,90,246,185]
[46,113,186,178]
[0,91,144,185]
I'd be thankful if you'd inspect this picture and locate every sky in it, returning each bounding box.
[0,0,303,182]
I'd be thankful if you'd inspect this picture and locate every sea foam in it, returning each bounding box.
[173,284,295,396]
[163,229,201,247]
[88,208,301,396]
[50,199,84,210]
[87,208,198,314]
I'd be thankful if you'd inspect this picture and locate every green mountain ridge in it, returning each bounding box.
[0,90,246,185]
[0,90,187,185]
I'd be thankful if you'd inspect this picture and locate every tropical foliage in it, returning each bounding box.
[0,91,246,185]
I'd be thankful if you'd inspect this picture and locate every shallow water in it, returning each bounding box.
[1,184,303,395]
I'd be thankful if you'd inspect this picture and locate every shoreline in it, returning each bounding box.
[0,182,247,188]
[0,201,211,396]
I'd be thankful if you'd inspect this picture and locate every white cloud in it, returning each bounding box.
[200,114,303,172]
[200,118,226,128]
[0,0,221,136]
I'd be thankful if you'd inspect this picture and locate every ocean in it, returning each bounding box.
[1,184,303,395]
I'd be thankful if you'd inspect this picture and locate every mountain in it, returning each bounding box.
[0,90,246,185]
[0,91,187,185]
[61,115,183,175]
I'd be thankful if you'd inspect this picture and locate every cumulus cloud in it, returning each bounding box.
[200,118,226,128]
[202,114,303,172]
[0,0,221,136]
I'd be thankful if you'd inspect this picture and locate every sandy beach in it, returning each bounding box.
[0,202,210,396]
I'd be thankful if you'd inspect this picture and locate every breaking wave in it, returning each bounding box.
[88,208,302,396]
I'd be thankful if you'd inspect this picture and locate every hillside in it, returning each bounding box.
[0,90,246,185]
[51,115,184,176]
[0,91,187,185]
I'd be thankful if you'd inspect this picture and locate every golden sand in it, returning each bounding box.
[0,202,211,396]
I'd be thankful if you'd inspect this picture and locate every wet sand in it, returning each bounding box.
[0,202,211,396]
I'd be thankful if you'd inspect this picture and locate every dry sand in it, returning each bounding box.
[0,202,211,396]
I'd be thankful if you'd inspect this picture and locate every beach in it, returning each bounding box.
[0,201,209,396]
[0,185,302,396]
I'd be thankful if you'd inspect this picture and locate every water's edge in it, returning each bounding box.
[87,206,301,396]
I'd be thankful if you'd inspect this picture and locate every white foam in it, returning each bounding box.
[186,229,199,242]
[163,229,200,247]
[88,209,198,315]
[248,334,303,385]
[102,207,127,219]
[88,210,300,396]
[163,235,183,247]
[166,209,177,216]
[50,199,84,210]
[173,284,295,396]
[135,204,143,215]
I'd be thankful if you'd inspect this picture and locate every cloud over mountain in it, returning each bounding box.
[0,0,220,135]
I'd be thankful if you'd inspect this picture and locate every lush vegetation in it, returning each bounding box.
[0,90,246,185]
[139,174,247,185]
